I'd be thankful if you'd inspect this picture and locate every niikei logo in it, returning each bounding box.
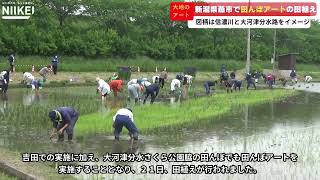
[1,1,34,20]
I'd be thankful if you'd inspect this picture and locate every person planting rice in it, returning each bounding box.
[224,79,233,93]
[220,70,229,85]
[39,65,52,82]
[31,79,44,91]
[127,79,138,86]
[51,55,59,75]
[246,73,256,90]
[8,53,15,73]
[233,80,242,91]
[128,83,143,104]
[141,79,151,88]
[253,71,261,84]
[204,81,216,95]
[0,70,9,95]
[109,79,123,97]
[290,69,297,84]
[305,75,312,83]
[143,83,160,104]
[111,73,119,80]
[49,107,79,142]
[266,74,274,89]
[183,74,193,98]
[159,69,168,88]
[22,72,35,86]
[170,78,181,95]
[96,77,111,102]
[279,78,287,87]
[152,75,159,83]
[230,71,236,79]
[113,108,138,141]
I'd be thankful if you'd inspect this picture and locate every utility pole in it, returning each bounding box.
[273,29,277,74]
[245,0,251,74]
[246,28,251,74]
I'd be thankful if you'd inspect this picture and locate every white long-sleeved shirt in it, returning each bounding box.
[184,75,193,84]
[113,108,134,122]
[97,79,111,95]
[127,79,138,86]
[305,76,312,82]
[141,80,151,87]
[171,79,181,91]
[128,83,142,98]
[23,72,35,84]
[152,76,159,83]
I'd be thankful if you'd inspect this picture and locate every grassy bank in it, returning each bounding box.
[76,89,297,136]
[1,56,320,73]
[0,148,75,180]
[0,56,271,72]
[0,171,17,180]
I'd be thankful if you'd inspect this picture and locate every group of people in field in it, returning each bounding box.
[95,68,196,105]
[0,54,60,96]
[215,65,313,94]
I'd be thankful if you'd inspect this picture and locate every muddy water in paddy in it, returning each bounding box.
[0,86,319,180]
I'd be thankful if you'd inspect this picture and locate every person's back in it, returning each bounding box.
[141,80,151,87]
[112,108,138,141]
[305,76,312,83]
[246,73,252,81]
[56,107,78,121]
[127,79,138,86]
[160,71,167,79]
[184,75,193,84]
[171,79,180,89]
[152,76,159,83]
[8,54,14,64]
[267,74,273,81]
[110,80,123,96]
[222,71,229,80]
[23,72,33,78]
[147,83,160,92]
[98,79,110,94]
[230,72,236,79]
[40,67,50,75]
[110,80,122,88]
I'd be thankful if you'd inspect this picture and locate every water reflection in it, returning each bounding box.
[1,87,320,179]
[112,141,139,154]
[23,92,41,106]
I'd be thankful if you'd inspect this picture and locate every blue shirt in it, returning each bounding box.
[52,107,78,128]
[147,83,160,94]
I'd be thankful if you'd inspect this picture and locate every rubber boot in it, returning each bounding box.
[68,134,73,143]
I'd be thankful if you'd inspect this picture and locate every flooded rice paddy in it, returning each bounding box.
[0,86,319,180]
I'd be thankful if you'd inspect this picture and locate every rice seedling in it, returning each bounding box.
[76,89,298,136]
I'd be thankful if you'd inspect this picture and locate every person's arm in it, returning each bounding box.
[58,114,70,134]
[59,123,69,134]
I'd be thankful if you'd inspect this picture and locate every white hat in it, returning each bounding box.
[96,77,100,82]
